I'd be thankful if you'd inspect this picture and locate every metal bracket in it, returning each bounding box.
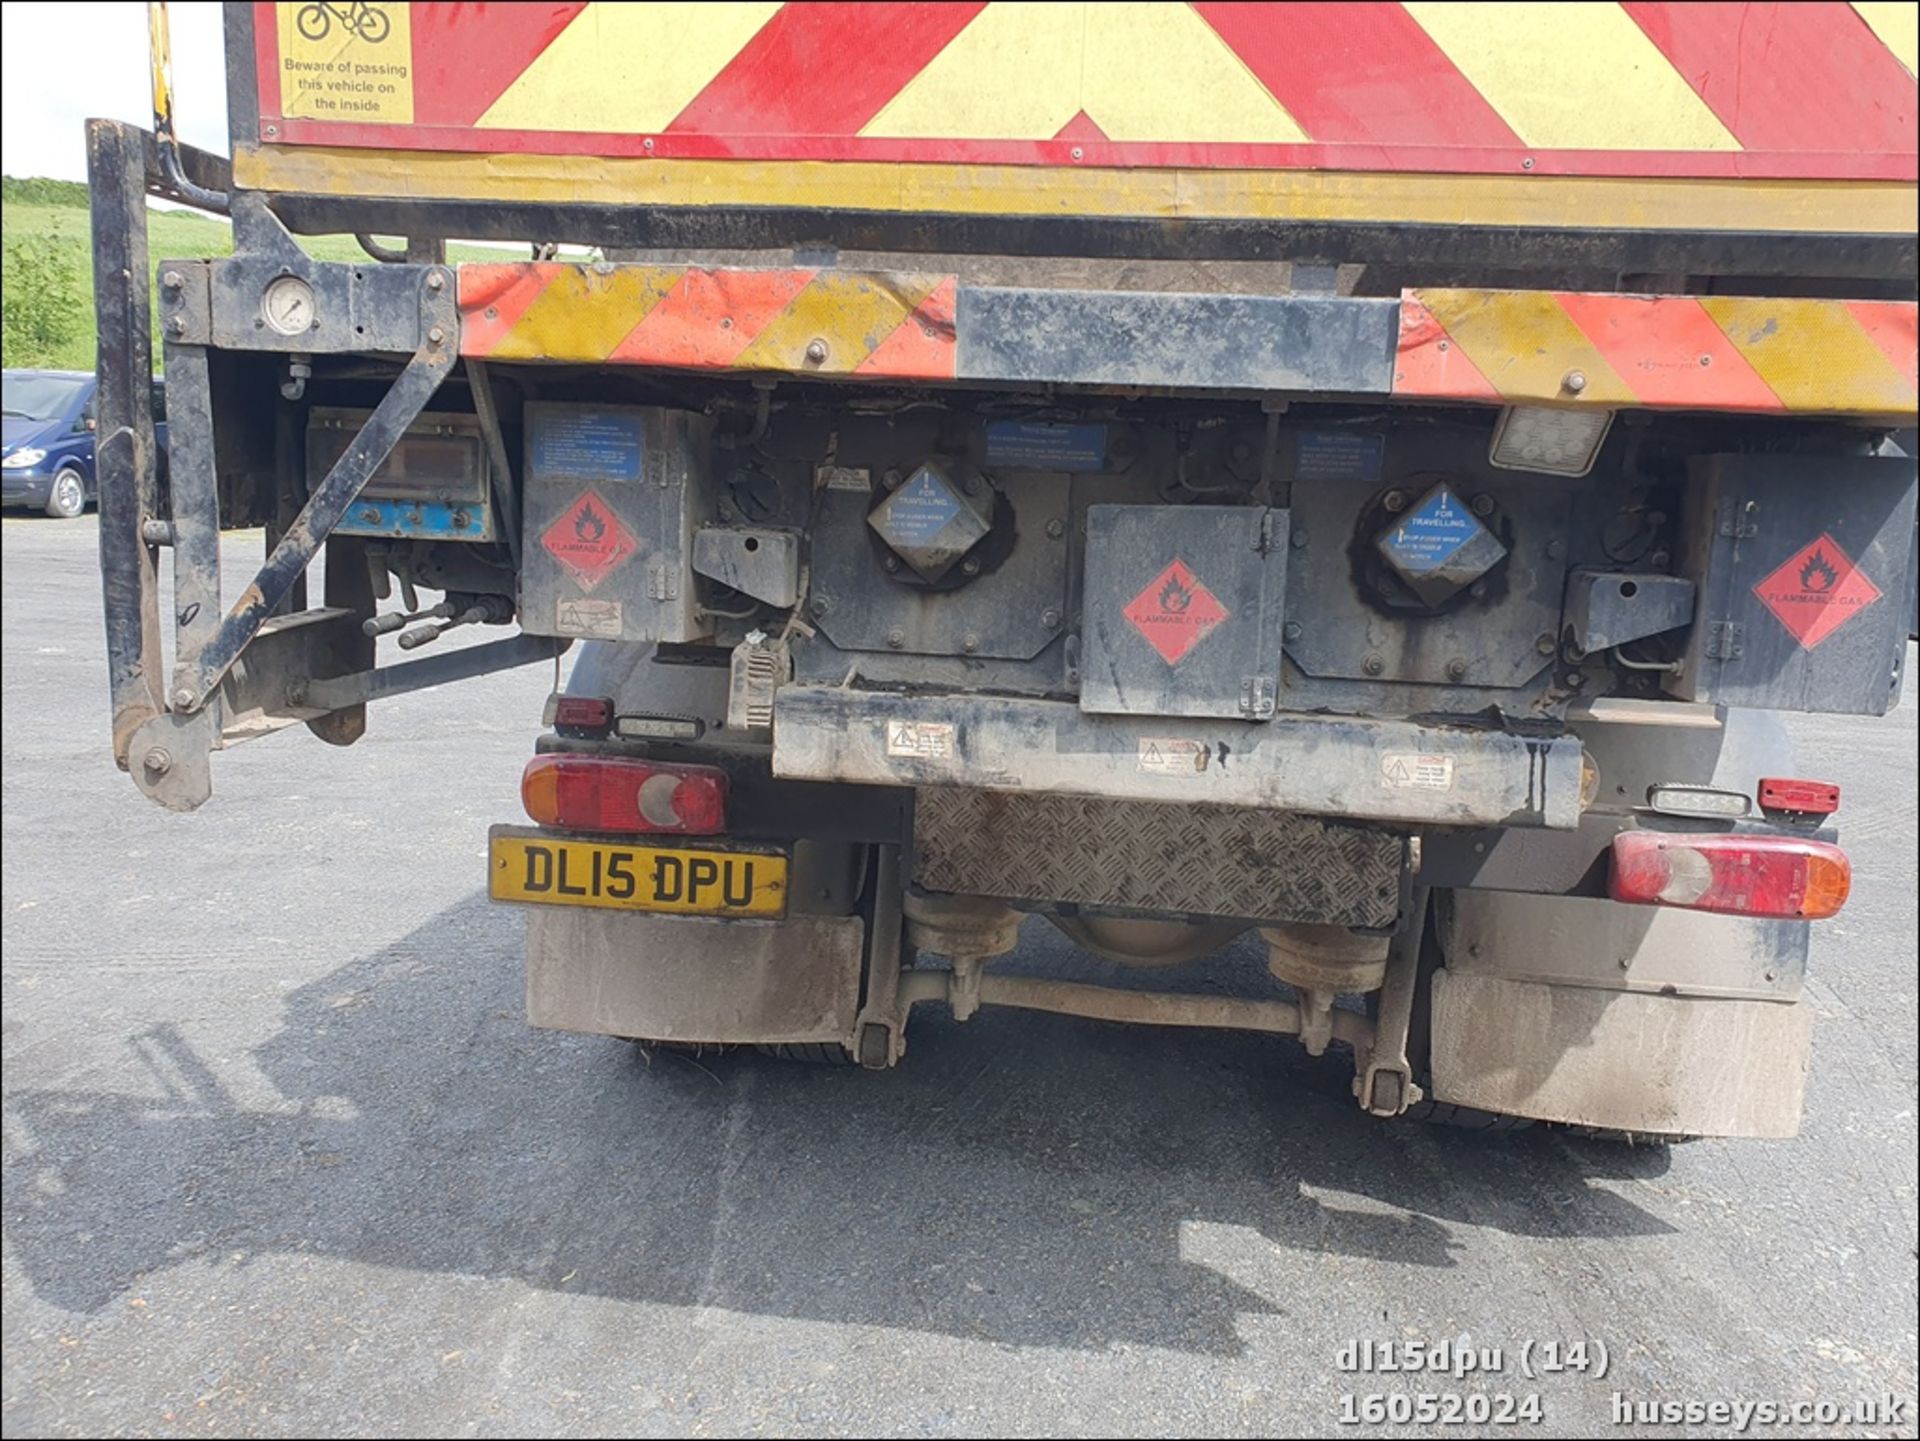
[1239,675,1278,718]
[1705,620,1746,661]
[1356,880,1429,1117]
[171,339,456,714]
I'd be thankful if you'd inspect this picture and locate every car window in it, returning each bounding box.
[2,373,88,422]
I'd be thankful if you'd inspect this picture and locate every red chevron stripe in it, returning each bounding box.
[1392,295,1500,401]
[1195,1,1522,148]
[854,277,958,380]
[1555,293,1781,411]
[608,269,815,368]
[457,264,562,355]
[668,2,986,139]
[1845,301,1920,392]
[1623,2,1919,154]
[412,3,587,128]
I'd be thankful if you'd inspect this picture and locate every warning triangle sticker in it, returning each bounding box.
[1123,558,1229,665]
[542,489,640,593]
[1751,533,1882,651]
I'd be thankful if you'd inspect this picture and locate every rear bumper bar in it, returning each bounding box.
[771,686,1587,830]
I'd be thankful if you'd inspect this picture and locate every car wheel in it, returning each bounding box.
[44,467,87,519]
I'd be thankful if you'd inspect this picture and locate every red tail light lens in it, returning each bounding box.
[521,755,728,835]
[1757,778,1840,815]
[1609,832,1850,920]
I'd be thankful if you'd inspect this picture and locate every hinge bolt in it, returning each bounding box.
[171,687,195,709]
[142,747,172,775]
[427,326,446,347]
[426,271,445,291]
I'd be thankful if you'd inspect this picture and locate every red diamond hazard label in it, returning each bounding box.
[1123,558,1229,665]
[1752,533,1882,651]
[542,489,639,593]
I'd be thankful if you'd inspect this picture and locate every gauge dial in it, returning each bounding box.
[261,275,317,336]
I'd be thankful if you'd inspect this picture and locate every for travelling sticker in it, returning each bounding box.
[541,489,639,593]
[1752,533,1882,651]
[1123,558,1229,665]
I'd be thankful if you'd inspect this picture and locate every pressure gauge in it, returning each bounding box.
[261,275,317,336]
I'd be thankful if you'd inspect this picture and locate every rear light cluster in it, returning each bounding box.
[521,755,728,835]
[1609,832,1850,921]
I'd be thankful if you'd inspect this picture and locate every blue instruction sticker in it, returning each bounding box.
[531,410,646,483]
[1379,487,1483,573]
[985,421,1109,471]
[879,470,965,545]
[1296,430,1385,482]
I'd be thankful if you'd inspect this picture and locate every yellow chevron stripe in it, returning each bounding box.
[488,266,681,362]
[863,1,1305,143]
[478,1,781,133]
[1417,290,1637,404]
[1853,1,1918,75]
[1404,2,1739,151]
[731,272,945,372]
[1699,298,1915,414]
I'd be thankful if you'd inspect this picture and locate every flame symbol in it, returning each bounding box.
[1799,549,1838,593]
[574,501,608,543]
[1159,575,1193,613]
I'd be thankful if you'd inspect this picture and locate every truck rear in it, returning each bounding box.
[94,1,1918,1138]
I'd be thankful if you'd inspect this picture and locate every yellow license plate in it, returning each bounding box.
[489,829,788,918]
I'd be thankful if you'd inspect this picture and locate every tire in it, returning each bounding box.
[754,1042,858,1066]
[1401,1099,1535,1132]
[44,467,86,519]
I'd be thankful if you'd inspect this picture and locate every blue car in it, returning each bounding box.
[3,370,167,518]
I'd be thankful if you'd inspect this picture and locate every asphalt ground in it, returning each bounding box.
[3,514,1916,1439]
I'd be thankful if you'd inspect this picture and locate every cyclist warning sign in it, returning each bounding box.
[277,3,413,123]
[1123,559,1229,665]
[542,489,639,593]
[1752,533,1883,650]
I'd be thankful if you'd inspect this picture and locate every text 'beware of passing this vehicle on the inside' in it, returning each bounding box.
[94,2,1917,1141]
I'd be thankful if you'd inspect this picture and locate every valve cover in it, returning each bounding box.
[1375,482,1507,607]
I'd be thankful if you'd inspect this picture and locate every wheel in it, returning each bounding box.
[296,3,330,40]
[353,3,390,43]
[755,1042,858,1066]
[44,467,86,519]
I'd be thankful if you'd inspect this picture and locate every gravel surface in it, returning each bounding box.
[3,515,1915,1438]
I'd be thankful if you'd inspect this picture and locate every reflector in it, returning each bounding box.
[1757,778,1841,815]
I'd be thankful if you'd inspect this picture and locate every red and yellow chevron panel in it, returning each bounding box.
[457,264,957,379]
[1394,291,1919,417]
[247,1,1917,226]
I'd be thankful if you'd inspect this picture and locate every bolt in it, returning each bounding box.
[960,556,981,576]
[1546,538,1565,560]
[1649,549,1671,568]
[810,597,829,616]
[1382,490,1408,513]
[886,628,905,649]
[1363,653,1385,676]
[171,687,195,709]
[1283,621,1303,642]
[264,124,279,138]
[882,555,900,573]
[1618,955,1632,970]
[1563,369,1588,395]
[1046,517,1065,540]
[141,747,172,775]
[962,633,980,654]
[1764,968,1777,982]
[426,271,445,291]
[1471,493,1495,517]
[1564,671,1587,689]
[883,468,903,489]
[1469,581,1488,600]
[1521,155,1535,170]
[1536,632,1557,656]
[1290,526,1309,549]
[161,269,184,290]
[168,315,187,336]
[1446,657,1469,681]
[1041,608,1062,630]
[360,507,381,524]
[805,339,829,364]
[1699,354,1712,367]
[427,325,446,347]
[643,137,655,152]
[1070,146,1084,161]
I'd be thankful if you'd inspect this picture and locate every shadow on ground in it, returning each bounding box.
[3,893,1675,1353]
